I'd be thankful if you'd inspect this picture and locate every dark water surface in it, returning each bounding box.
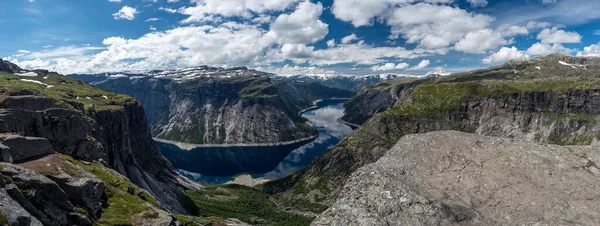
[157,99,354,184]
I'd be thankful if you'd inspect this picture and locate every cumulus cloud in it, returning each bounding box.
[408,59,430,70]
[113,6,138,20]
[341,34,359,44]
[577,42,600,57]
[326,39,336,48]
[526,42,573,56]
[537,27,582,44]
[179,0,299,23]
[483,46,529,64]
[454,29,508,54]
[266,1,328,44]
[371,62,409,71]
[467,0,488,7]
[387,3,494,50]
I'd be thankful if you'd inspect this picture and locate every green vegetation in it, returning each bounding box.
[0,71,138,112]
[183,184,314,226]
[0,213,7,225]
[279,123,318,142]
[60,155,162,225]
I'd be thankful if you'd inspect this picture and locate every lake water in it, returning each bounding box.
[156,99,354,184]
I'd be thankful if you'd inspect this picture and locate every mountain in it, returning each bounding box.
[313,131,600,225]
[263,54,600,213]
[70,67,354,146]
[0,60,199,225]
[272,73,407,91]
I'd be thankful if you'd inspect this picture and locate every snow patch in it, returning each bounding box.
[86,96,91,100]
[102,95,108,99]
[17,72,38,77]
[19,79,52,88]
[536,66,541,70]
[559,61,578,69]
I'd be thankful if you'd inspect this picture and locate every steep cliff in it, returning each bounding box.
[313,131,600,225]
[0,60,198,218]
[76,67,353,145]
[263,54,600,209]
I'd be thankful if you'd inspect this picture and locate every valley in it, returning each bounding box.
[158,99,353,184]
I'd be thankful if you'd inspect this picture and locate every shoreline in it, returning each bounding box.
[336,118,361,128]
[153,135,319,150]
[154,97,349,151]
[298,97,351,115]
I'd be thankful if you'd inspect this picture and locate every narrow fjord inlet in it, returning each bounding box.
[158,99,354,184]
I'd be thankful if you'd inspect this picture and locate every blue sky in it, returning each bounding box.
[1,0,599,76]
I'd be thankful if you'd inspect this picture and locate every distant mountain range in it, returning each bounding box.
[70,66,354,146]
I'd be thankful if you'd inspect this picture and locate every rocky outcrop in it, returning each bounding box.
[341,77,427,125]
[313,131,600,225]
[79,67,352,145]
[0,69,200,214]
[0,163,92,225]
[0,135,55,163]
[0,60,22,74]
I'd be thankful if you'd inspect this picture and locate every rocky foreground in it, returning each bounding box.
[313,131,600,225]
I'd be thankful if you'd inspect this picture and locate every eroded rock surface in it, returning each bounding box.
[313,131,600,225]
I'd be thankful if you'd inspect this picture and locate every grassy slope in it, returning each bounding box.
[182,184,314,226]
[0,71,137,111]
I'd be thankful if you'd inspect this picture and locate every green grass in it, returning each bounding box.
[0,71,138,112]
[60,155,162,225]
[183,184,314,226]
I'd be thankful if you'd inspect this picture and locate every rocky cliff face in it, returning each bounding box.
[76,67,353,145]
[313,131,600,225]
[0,61,199,223]
[263,54,600,210]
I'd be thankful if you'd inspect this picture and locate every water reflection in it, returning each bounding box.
[157,99,354,184]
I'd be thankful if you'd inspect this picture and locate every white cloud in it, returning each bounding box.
[526,21,552,30]
[281,44,314,60]
[370,62,409,71]
[17,50,31,54]
[577,42,600,57]
[387,3,494,49]
[331,0,455,27]
[499,25,529,36]
[159,7,178,14]
[22,46,104,60]
[266,1,328,44]
[409,59,430,70]
[326,39,335,48]
[540,0,557,4]
[299,42,443,66]
[483,46,529,64]
[113,6,138,20]
[526,42,572,56]
[595,30,600,36]
[454,29,508,54]
[179,0,299,23]
[146,18,162,22]
[167,0,179,2]
[108,0,122,2]
[467,0,488,7]
[341,34,359,44]
[537,27,582,44]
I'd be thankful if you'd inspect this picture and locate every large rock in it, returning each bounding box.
[18,154,105,217]
[0,187,43,226]
[0,163,91,226]
[313,131,600,225]
[0,135,55,163]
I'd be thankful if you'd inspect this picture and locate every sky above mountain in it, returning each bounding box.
[1,0,599,76]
